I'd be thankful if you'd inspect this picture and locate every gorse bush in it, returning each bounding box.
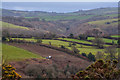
[2,64,21,80]
[72,60,120,80]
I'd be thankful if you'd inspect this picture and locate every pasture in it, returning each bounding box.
[2,43,43,62]
[12,38,37,42]
[2,21,29,30]
[111,35,120,38]
[88,18,118,26]
[58,38,92,44]
[87,37,118,44]
[10,38,105,55]
[10,38,119,56]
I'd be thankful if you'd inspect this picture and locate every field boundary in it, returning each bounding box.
[54,39,97,47]
[7,42,89,61]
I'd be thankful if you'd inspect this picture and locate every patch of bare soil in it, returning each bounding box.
[8,43,91,78]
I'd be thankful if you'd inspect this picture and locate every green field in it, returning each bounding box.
[77,47,104,55]
[111,35,120,38]
[104,14,118,17]
[42,39,91,48]
[2,44,43,62]
[42,39,105,55]
[88,18,118,26]
[11,38,92,48]
[11,38,102,55]
[87,37,118,44]
[58,38,92,44]
[42,39,118,57]
[2,21,29,30]
[10,38,118,56]
[12,38,37,42]
[25,15,94,21]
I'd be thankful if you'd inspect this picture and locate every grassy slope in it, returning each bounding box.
[12,38,36,42]
[2,21,29,30]
[2,43,43,62]
[88,18,118,26]
[87,37,118,44]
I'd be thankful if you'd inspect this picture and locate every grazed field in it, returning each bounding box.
[88,18,118,26]
[111,35,120,38]
[12,38,36,42]
[87,37,118,44]
[58,38,92,44]
[10,38,107,55]
[2,43,43,62]
[2,21,29,30]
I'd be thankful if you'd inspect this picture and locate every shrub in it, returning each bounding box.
[36,39,42,43]
[68,33,74,38]
[68,43,72,47]
[2,37,7,41]
[24,63,62,78]
[105,46,117,61]
[72,43,76,46]
[78,34,88,40]
[72,46,80,54]
[64,64,83,78]
[24,64,45,77]
[87,52,96,61]
[60,45,66,49]
[49,41,51,45]
[72,60,120,79]
[92,38,104,49]
[81,53,87,57]
[96,51,104,60]
[2,64,21,80]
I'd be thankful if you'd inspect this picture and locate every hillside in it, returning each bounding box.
[2,7,118,21]
[2,21,29,30]
[2,7,118,36]
[2,21,50,37]
[87,18,118,34]
[7,43,91,78]
[2,43,43,62]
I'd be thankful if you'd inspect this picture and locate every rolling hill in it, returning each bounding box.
[1,7,118,36]
[2,7,118,21]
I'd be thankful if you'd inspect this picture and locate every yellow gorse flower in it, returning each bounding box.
[2,64,22,79]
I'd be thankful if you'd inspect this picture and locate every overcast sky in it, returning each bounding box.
[2,0,120,2]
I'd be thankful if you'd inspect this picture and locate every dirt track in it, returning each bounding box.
[8,43,91,77]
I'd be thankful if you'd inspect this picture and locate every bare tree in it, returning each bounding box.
[93,37,104,49]
[95,51,104,60]
[105,46,117,61]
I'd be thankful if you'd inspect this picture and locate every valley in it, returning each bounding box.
[1,6,120,79]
